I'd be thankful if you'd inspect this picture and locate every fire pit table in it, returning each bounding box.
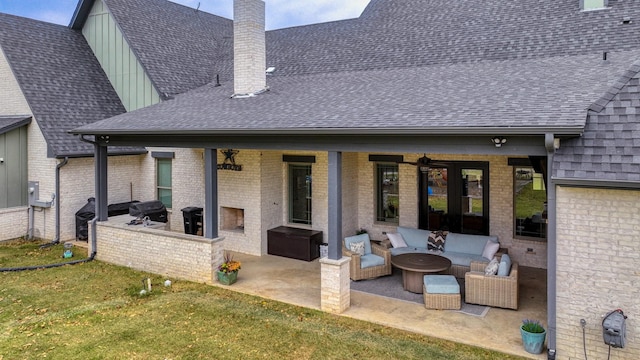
[391,253,452,293]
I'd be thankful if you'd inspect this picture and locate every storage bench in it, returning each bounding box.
[267,226,323,261]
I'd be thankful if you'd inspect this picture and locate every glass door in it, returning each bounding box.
[459,168,485,234]
[427,167,448,230]
[419,161,489,235]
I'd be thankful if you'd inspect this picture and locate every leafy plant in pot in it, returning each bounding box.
[217,252,241,285]
[520,319,546,354]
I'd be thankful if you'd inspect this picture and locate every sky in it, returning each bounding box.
[0,0,370,30]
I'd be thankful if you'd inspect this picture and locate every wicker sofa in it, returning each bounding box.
[387,226,502,278]
[464,260,519,310]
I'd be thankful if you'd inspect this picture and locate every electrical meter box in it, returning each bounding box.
[602,309,626,348]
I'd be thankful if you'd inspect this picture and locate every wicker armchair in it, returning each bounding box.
[464,260,519,310]
[343,235,392,281]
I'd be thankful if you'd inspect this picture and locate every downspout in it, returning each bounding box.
[40,157,69,248]
[545,133,557,360]
[54,157,69,244]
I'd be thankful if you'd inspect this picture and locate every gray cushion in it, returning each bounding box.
[389,246,430,256]
[441,252,487,267]
[423,275,460,294]
[444,232,498,256]
[360,253,385,269]
[396,226,430,248]
[497,254,512,276]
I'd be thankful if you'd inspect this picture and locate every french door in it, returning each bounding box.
[418,161,489,235]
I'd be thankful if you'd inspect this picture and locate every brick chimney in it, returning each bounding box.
[233,0,266,96]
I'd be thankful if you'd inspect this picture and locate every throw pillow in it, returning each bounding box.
[497,254,512,276]
[349,241,365,256]
[387,233,407,248]
[485,257,499,276]
[427,230,447,252]
[481,240,500,260]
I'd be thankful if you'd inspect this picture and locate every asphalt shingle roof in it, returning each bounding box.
[101,0,233,98]
[72,50,640,134]
[11,0,640,182]
[554,60,640,183]
[0,13,145,157]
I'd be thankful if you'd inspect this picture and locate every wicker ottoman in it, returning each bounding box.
[423,275,461,310]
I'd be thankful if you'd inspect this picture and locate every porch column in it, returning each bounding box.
[320,151,350,313]
[204,148,219,239]
[327,151,342,260]
[545,133,557,358]
[94,143,108,221]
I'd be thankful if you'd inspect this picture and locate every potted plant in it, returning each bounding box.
[520,319,546,354]
[217,252,241,285]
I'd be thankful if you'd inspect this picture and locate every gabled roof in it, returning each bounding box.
[0,116,31,135]
[554,60,640,184]
[71,0,234,99]
[0,13,145,158]
[57,0,640,184]
[71,50,640,136]
[70,0,640,99]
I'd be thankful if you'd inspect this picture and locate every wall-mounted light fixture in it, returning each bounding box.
[491,136,507,148]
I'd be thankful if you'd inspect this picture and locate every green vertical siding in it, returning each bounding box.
[583,0,606,10]
[82,0,161,111]
[0,126,28,208]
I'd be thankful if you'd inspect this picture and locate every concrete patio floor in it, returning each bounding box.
[220,252,548,359]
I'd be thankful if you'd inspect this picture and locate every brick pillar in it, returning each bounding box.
[320,256,351,313]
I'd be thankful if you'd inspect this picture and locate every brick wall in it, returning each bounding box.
[555,186,639,359]
[341,153,359,239]
[58,155,145,241]
[218,149,262,255]
[0,207,29,240]
[260,151,284,254]
[167,148,205,231]
[95,220,224,284]
[0,47,30,114]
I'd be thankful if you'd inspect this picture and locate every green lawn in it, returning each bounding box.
[0,240,525,359]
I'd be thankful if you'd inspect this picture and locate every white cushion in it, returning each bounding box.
[481,240,500,260]
[387,233,407,248]
[349,241,365,256]
[484,257,499,276]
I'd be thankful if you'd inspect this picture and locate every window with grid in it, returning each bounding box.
[156,158,172,209]
[376,163,399,223]
[289,164,312,225]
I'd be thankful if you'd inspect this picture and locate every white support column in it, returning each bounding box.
[320,256,351,313]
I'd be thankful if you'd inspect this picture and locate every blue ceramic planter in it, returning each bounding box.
[520,326,546,354]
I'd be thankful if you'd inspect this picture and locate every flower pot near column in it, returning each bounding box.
[217,252,241,285]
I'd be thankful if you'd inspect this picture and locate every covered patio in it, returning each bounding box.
[223,252,547,359]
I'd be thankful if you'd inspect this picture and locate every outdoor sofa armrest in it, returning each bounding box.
[470,260,487,272]
[371,243,391,263]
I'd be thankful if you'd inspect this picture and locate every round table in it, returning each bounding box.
[390,253,452,293]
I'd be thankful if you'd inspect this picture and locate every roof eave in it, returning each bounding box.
[69,0,95,30]
[553,177,640,190]
[0,116,31,135]
[69,126,585,137]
